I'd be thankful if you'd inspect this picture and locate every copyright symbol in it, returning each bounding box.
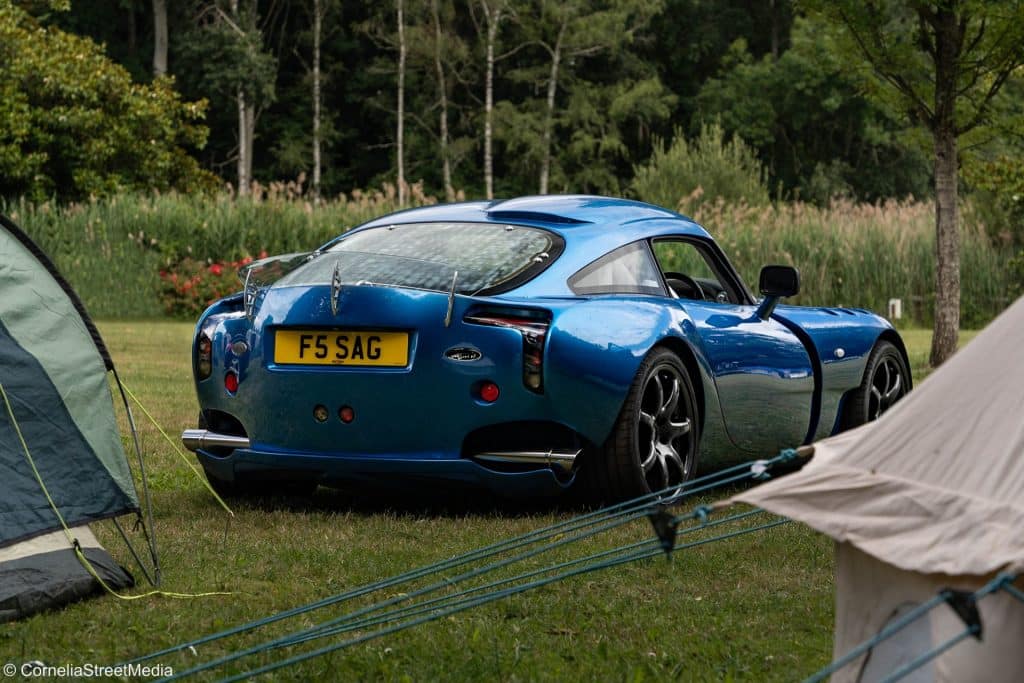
[2,663,16,677]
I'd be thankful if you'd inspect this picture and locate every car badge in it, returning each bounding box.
[445,347,481,362]
[331,262,342,316]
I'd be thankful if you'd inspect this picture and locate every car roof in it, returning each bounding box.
[336,195,717,297]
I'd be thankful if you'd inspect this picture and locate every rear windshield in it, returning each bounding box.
[272,222,561,295]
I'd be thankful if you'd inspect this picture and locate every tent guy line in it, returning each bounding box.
[130,451,804,679]
[804,571,1022,683]
[0,376,231,602]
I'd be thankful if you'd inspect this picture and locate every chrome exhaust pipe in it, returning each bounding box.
[474,449,580,473]
[181,429,251,452]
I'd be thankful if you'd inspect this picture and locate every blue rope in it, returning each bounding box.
[212,518,791,683]
[806,571,1020,683]
[130,453,788,667]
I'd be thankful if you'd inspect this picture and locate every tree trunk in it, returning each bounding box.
[312,0,322,204]
[483,3,500,200]
[431,0,454,202]
[152,0,168,76]
[539,23,565,195]
[396,0,407,206]
[928,7,960,367]
[930,127,959,366]
[231,0,250,197]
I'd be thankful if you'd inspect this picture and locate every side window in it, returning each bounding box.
[651,239,736,303]
[568,241,666,296]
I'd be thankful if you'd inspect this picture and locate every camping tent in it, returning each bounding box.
[0,214,153,621]
[736,296,1024,681]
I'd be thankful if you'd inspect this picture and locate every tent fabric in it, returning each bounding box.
[831,542,1024,683]
[0,525,134,623]
[0,213,142,620]
[736,295,1024,577]
[0,219,137,507]
[0,317,138,546]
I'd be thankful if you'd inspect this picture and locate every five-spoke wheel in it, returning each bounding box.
[584,347,699,502]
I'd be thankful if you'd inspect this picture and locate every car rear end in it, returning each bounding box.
[184,222,585,496]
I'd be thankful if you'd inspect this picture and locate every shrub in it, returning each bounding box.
[631,121,769,214]
[0,3,214,201]
[157,255,265,318]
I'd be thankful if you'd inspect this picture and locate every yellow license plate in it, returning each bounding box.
[274,330,409,366]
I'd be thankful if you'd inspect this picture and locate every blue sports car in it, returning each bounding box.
[182,195,910,501]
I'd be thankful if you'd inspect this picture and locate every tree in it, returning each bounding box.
[0,2,213,200]
[153,0,168,76]
[178,1,280,196]
[807,0,1024,366]
[502,0,669,195]
[471,0,513,199]
[397,0,408,204]
[694,18,931,203]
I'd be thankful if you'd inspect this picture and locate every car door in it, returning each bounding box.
[650,238,814,454]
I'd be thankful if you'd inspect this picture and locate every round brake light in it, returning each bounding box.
[479,381,500,403]
[224,371,239,394]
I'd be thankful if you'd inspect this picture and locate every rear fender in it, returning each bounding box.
[543,298,726,451]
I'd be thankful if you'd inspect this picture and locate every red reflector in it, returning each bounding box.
[339,405,355,423]
[224,372,239,393]
[480,381,500,403]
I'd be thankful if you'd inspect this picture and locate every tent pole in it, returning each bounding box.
[112,367,162,586]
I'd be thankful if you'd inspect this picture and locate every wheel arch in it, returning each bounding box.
[877,329,914,391]
[650,335,706,437]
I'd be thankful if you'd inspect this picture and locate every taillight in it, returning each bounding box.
[196,332,213,379]
[464,309,551,393]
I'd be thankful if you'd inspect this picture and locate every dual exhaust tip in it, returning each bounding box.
[181,429,579,473]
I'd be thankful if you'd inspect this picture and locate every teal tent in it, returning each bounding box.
[0,214,156,621]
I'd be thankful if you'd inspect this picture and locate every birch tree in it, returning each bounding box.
[152,0,168,76]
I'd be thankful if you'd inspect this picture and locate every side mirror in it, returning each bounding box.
[756,265,800,319]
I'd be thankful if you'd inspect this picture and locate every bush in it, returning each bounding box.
[0,3,214,201]
[158,255,264,318]
[631,121,769,214]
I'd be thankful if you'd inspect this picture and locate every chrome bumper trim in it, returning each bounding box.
[181,429,251,452]
[474,449,580,473]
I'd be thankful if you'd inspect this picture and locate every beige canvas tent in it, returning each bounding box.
[735,296,1024,682]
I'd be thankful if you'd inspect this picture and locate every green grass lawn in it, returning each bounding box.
[0,324,974,681]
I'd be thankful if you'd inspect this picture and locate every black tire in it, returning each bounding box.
[584,347,700,503]
[840,340,910,429]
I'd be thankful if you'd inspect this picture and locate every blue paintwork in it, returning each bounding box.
[190,195,908,495]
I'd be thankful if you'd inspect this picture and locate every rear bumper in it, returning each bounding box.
[195,447,575,498]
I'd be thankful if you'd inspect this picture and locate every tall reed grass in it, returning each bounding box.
[6,190,1013,325]
[689,197,1012,328]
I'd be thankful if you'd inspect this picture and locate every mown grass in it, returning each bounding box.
[0,323,974,680]
[6,193,1016,327]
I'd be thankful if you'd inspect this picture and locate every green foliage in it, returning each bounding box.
[694,18,930,203]
[158,256,258,317]
[0,3,214,201]
[1010,251,1024,299]
[7,184,435,318]
[964,155,1024,247]
[631,122,768,214]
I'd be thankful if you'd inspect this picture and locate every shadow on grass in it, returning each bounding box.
[215,458,767,520]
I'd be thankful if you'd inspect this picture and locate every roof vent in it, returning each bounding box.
[486,210,591,225]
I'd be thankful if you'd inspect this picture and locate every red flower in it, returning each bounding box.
[209,263,223,276]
